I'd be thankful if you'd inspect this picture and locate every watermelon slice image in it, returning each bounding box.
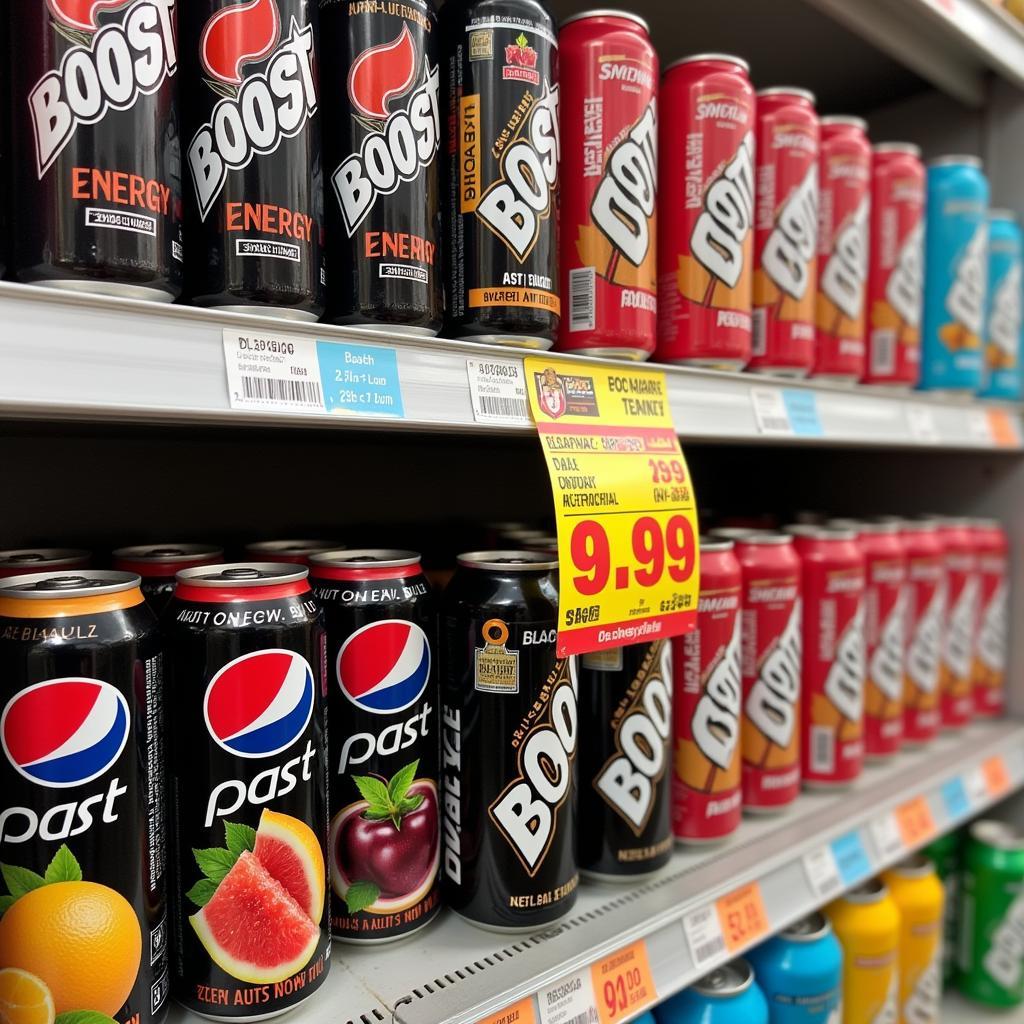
[253,808,326,923]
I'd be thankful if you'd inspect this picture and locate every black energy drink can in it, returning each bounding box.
[577,642,673,881]
[11,0,183,300]
[112,545,225,615]
[310,550,440,943]
[182,0,325,319]
[321,0,443,334]
[0,549,92,579]
[441,551,577,932]
[245,540,344,566]
[442,0,560,347]
[166,564,329,1019]
[0,571,168,1024]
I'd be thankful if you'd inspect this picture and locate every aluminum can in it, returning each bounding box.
[11,1,182,300]
[655,55,754,369]
[980,210,1023,399]
[166,563,329,1018]
[900,521,945,744]
[0,548,91,579]
[322,0,442,333]
[746,912,843,1024]
[655,959,768,1024]
[113,544,224,614]
[920,156,989,392]
[935,518,979,729]
[749,88,819,377]
[440,551,577,931]
[245,540,343,565]
[0,571,167,1024]
[813,116,871,381]
[673,539,741,843]
[787,526,865,788]
[958,820,1024,1007]
[826,880,900,1024]
[971,518,1009,717]
[442,0,560,347]
[556,11,657,359]
[735,534,801,812]
[864,143,925,387]
[578,642,672,879]
[924,829,961,985]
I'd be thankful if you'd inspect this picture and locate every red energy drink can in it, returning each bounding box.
[113,544,224,614]
[971,518,1009,717]
[863,143,925,387]
[673,538,742,843]
[901,520,945,744]
[749,88,819,377]
[557,10,657,359]
[787,527,865,788]
[813,116,871,381]
[735,534,802,812]
[0,548,91,579]
[655,55,755,369]
[936,517,979,729]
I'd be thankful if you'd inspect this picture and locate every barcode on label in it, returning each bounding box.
[760,414,790,432]
[240,375,322,406]
[751,308,767,356]
[567,1011,599,1024]
[811,726,835,774]
[478,394,530,419]
[871,329,896,375]
[569,266,596,332]
[694,936,726,962]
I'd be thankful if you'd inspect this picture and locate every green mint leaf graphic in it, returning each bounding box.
[352,774,391,813]
[186,877,220,908]
[362,809,393,821]
[387,760,419,804]
[0,894,15,918]
[398,794,424,814]
[44,844,82,884]
[193,847,238,883]
[224,821,257,856]
[56,1012,119,1024]
[344,880,381,915]
[516,32,528,48]
[1,863,46,899]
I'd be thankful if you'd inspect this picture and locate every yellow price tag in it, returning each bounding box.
[525,358,699,656]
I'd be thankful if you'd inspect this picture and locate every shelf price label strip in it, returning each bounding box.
[524,358,700,656]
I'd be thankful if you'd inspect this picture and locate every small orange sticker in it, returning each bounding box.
[477,998,538,1024]
[716,882,770,952]
[987,410,1020,448]
[590,940,658,1024]
[896,796,937,847]
[983,755,1011,797]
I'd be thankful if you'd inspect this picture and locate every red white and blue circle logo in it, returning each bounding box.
[1,678,130,789]
[338,620,431,715]
[204,649,314,758]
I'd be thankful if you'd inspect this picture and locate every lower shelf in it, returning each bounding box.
[943,991,1024,1022]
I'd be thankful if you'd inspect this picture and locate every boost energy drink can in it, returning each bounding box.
[245,540,344,565]
[166,564,329,1018]
[557,10,657,360]
[309,550,441,942]
[924,829,961,985]
[980,211,1023,400]
[813,115,871,381]
[0,571,167,1024]
[935,517,978,729]
[673,538,742,843]
[0,548,91,579]
[864,143,926,388]
[746,912,843,1024]
[656,960,768,1024]
[749,88,819,377]
[11,1,182,299]
[971,519,1009,717]
[920,156,989,392]
[440,552,577,931]
[322,0,443,333]
[656,54,755,369]
[443,0,560,347]
[113,544,224,614]
[577,642,672,879]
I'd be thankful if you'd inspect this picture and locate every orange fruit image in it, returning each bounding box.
[0,969,55,1024]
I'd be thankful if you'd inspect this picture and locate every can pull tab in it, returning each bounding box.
[218,567,263,580]
[33,575,96,591]
[7,552,47,564]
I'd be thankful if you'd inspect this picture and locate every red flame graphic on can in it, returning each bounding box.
[200,0,281,87]
[347,24,417,121]
[46,0,133,32]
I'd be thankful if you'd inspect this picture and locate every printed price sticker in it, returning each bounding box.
[941,777,970,820]
[987,409,1021,448]
[983,755,1011,797]
[538,971,595,1024]
[967,766,989,806]
[716,882,770,952]
[479,998,538,1024]
[803,846,844,900]
[830,831,873,886]
[467,358,531,425]
[682,904,726,969]
[750,387,793,435]
[967,409,992,443]
[782,389,824,437]
[526,358,699,656]
[896,796,937,847]
[590,941,657,1024]
[905,404,940,443]
[869,813,904,861]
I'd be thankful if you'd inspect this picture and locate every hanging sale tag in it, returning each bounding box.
[525,358,700,656]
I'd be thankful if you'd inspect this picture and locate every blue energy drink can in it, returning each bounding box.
[920,156,989,392]
[747,912,843,1023]
[980,210,1022,400]
[655,959,768,1023]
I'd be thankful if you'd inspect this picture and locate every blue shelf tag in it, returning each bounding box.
[782,389,824,437]
[941,777,970,820]
[316,340,405,418]
[831,831,872,886]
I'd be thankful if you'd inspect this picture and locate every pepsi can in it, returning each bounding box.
[245,539,343,565]
[746,912,843,1023]
[920,156,989,393]
[656,959,768,1024]
[309,550,440,943]
[981,210,1023,400]
[0,548,91,579]
[165,564,329,1019]
[0,571,167,1024]
[113,544,224,615]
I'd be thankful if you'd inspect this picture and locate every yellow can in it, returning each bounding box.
[882,855,944,1024]
[826,879,900,1023]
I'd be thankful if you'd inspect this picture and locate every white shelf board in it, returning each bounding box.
[943,991,1024,1021]
[163,718,1024,1024]
[0,282,1019,451]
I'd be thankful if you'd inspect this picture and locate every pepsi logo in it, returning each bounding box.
[205,649,314,758]
[1,679,129,789]
[338,620,430,715]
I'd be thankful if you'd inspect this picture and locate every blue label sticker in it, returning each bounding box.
[941,777,970,820]
[831,831,872,886]
[782,389,824,437]
[316,340,405,418]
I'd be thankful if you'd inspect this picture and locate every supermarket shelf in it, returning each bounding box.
[0,282,1020,451]
[943,991,1024,1021]
[164,719,1024,1024]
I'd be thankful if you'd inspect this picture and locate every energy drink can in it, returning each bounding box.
[245,540,344,565]
[971,518,1009,717]
[112,544,224,615]
[923,829,961,985]
[0,548,91,579]
[656,959,768,1023]
[980,210,1023,400]
[935,517,978,729]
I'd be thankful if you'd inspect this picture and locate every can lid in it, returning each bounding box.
[113,543,224,564]
[927,154,983,169]
[971,819,1024,850]
[707,527,766,541]
[820,114,868,131]
[990,208,1018,221]
[310,549,421,570]
[244,539,343,557]
[177,562,308,586]
[0,548,90,568]
[756,86,816,104]
[780,911,831,942]
[699,535,734,552]
[844,878,888,904]
[900,518,940,532]
[735,532,794,546]
[694,959,753,997]
[888,853,935,878]
[968,516,1002,530]
[457,550,558,572]
[828,517,899,535]
[665,53,749,74]
[0,570,141,598]
[932,515,973,528]
[559,9,650,33]
[874,141,921,157]
[783,524,857,541]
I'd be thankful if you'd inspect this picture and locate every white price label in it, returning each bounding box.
[803,847,844,900]
[967,410,993,443]
[682,904,726,969]
[905,404,940,443]
[466,358,531,425]
[750,387,793,436]
[967,766,989,807]
[538,970,596,1024]
[870,813,904,861]
[223,332,323,413]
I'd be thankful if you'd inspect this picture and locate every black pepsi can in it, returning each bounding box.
[0,548,92,579]
[166,564,329,1019]
[309,549,440,943]
[441,551,577,932]
[0,571,168,1024]
[182,0,325,319]
[113,544,224,615]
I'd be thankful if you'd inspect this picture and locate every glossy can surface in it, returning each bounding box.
[972,520,1009,717]
[655,959,768,1024]
[0,548,91,579]
[924,830,961,984]
[936,520,978,729]
[980,211,1023,399]
[112,543,224,614]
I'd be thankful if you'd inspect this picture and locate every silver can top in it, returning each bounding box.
[113,543,224,564]
[757,86,816,104]
[177,563,308,586]
[244,539,342,558]
[781,911,831,942]
[874,141,921,157]
[928,154,982,169]
[0,570,140,598]
[700,536,735,552]
[0,548,90,570]
[820,114,868,131]
[972,819,1024,851]
[666,53,749,74]
[694,958,754,996]
[310,549,420,570]
[457,550,558,572]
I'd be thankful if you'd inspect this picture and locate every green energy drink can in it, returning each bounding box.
[924,828,961,984]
